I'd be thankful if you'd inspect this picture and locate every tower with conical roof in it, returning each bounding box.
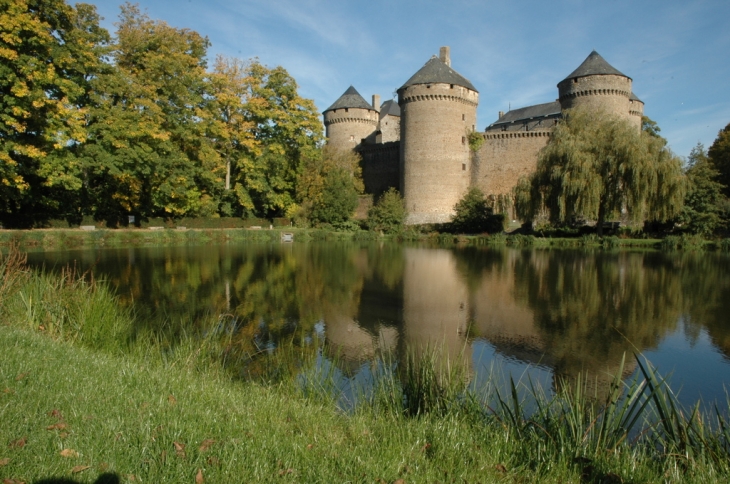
[322,86,379,151]
[397,47,479,224]
[558,50,639,129]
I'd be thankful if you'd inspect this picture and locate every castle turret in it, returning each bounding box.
[323,86,379,150]
[629,92,645,130]
[558,51,636,128]
[398,47,479,224]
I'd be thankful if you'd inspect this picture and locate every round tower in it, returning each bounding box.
[322,86,378,151]
[398,47,479,224]
[628,92,644,131]
[558,51,635,128]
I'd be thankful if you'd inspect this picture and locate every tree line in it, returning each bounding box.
[4,1,729,234]
[1,0,366,228]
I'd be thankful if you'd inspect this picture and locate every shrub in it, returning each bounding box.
[451,187,505,234]
[367,188,405,234]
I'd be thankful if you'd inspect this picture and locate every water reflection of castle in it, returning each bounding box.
[321,247,702,395]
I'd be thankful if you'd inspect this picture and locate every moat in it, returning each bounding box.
[28,242,730,408]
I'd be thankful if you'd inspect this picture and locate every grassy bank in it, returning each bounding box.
[4,226,730,253]
[2,251,730,482]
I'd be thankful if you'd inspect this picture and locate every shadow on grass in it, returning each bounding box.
[33,473,119,484]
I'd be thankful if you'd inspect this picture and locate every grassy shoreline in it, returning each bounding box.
[4,226,728,253]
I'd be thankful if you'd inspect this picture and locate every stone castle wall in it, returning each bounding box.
[558,74,632,123]
[629,98,644,130]
[473,130,552,197]
[399,83,478,224]
[378,115,400,143]
[358,141,400,198]
[324,107,378,150]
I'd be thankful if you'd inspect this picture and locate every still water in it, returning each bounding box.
[27,242,730,407]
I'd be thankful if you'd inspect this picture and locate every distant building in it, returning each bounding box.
[323,49,643,224]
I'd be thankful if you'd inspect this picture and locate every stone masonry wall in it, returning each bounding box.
[324,107,378,151]
[473,130,551,197]
[378,114,400,143]
[629,98,644,131]
[558,74,632,123]
[358,141,400,198]
[399,83,478,224]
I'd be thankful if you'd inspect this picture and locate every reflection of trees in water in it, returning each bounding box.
[669,252,730,359]
[27,244,730,385]
[454,248,730,398]
[515,250,683,375]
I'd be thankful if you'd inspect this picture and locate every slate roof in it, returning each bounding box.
[488,101,561,127]
[561,50,629,82]
[379,99,400,118]
[399,56,477,92]
[630,92,643,103]
[323,86,374,113]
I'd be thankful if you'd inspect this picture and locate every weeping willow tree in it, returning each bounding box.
[514,106,686,235]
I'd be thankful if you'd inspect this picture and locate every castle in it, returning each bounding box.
[323,48,645,224]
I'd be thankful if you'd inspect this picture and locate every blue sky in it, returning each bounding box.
[86,0,730,160]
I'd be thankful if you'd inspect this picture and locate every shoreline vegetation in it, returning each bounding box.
[2,249,730,482]
[1,225,729,253]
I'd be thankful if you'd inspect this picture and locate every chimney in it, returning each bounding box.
[372,94,380,113]
[498,111,504,119]
[439,46,451,67]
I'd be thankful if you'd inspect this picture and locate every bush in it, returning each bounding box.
[309,169,359,226]
[450,187,505,234]
[366,188,405,234]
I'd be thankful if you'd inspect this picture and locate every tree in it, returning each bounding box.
[0,0,108,226]
[205,56,260,216]
[708,122,730,198]
[515,107,686,235]
[297,146,362,226]
[679,143,726,235]
[244,61,323,218]
[451,187,505,234]
[79,3,217,222]
[367,188,405,234]
[641,115,662,139]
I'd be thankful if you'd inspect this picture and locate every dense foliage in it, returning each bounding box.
[366,187,405,234]
[296,145,363,227]
[0,1,322,227]
[709,122,730,198]
[515,108,686,235]
[451,187,505,234]
[679,144,727,236]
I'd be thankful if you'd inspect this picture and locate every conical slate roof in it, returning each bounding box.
[323,86,374,113]
[400,56,477,92]
[379,99,400,118]
[630,92,643,103]
[561,51,630,82]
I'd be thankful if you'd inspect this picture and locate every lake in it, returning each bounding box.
[27,241,730,408]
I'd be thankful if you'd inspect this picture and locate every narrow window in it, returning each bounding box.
[462,114,465,121]
[345,108,349,112]
[462,163,466,171]
[461,136,466,144]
